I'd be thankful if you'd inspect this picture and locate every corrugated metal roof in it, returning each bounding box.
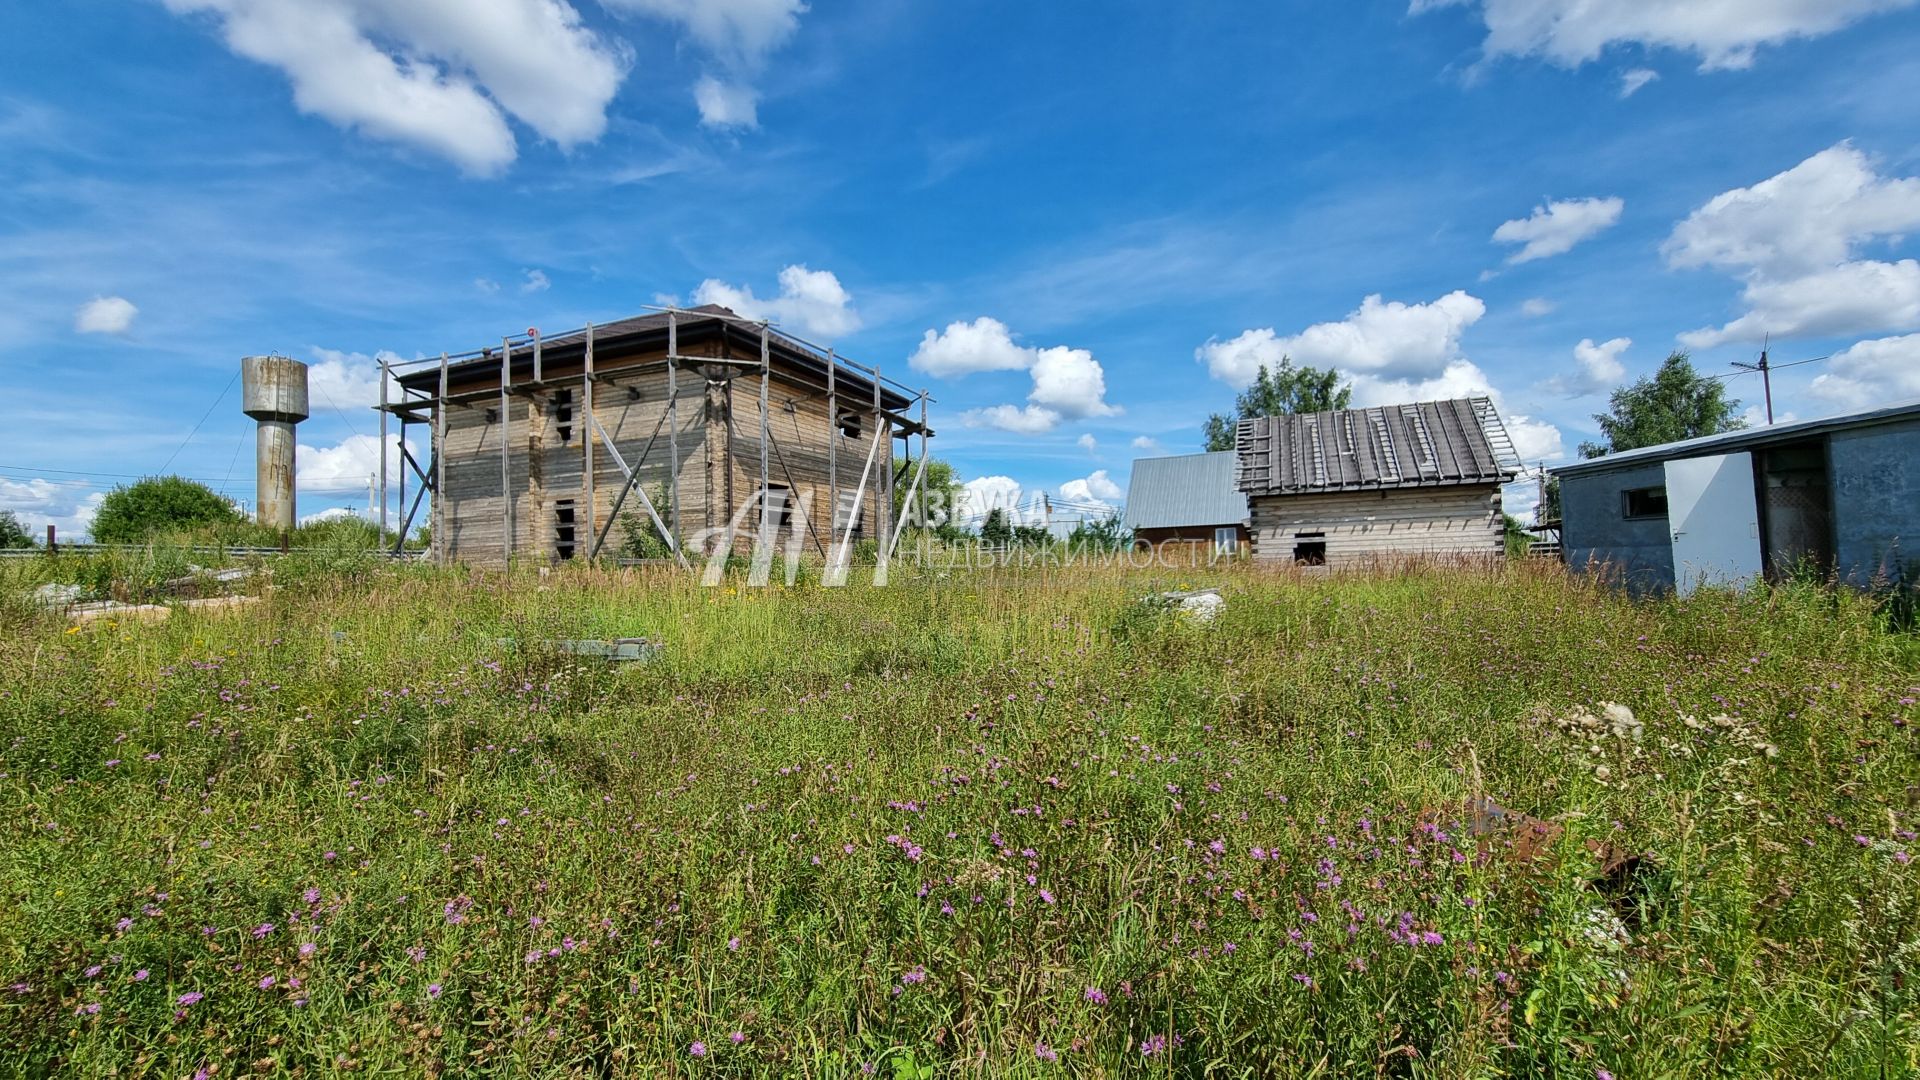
[1551,397,1920,479]
[1122,452,1247,529]
[1235,397,1521,495]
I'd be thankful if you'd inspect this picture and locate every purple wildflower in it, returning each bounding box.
[689,1041,707,1058]
[177,991,204,1006]
[426,983,443,1000]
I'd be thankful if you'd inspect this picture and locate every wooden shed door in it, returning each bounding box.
[1665,452,1762,596]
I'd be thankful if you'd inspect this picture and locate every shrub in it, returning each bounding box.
[89,476,241,543]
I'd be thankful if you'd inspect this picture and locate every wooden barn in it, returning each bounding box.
[1233,397,1520,566]
[1120,451,1249,557]
[378,306,932,567]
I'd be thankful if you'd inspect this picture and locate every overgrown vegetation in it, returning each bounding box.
[0,511,34,550]
[0,559,1915,1076]
[88,475,245,543]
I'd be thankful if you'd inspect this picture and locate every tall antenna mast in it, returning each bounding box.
[1732,335,1773,424]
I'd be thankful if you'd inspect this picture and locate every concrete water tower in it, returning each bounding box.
[241,355,309,531]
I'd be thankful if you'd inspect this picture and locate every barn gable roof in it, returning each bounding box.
[1121,452,1247,530]
[1235,397,1521,495]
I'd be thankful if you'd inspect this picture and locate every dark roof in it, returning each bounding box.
[1235,397,1520,495]
[395,305,914,413]
[1551,397,1920,479]
[1121,452,1246,529]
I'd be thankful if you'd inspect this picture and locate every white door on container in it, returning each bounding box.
[1664,452,1761,596]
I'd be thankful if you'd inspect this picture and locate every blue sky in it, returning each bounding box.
[5,0,1920,536]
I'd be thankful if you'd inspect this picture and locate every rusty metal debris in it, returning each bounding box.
[1426,797,1646,895]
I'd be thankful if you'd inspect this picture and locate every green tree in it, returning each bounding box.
[1067,514,1132,552]
[1579,351,1744,458]
[979,508,1011,547]
[1011,522,1052,547]
[1204,358,1352,451]
[894,457,968,540]
[0,510,35,549]
[90,476,243,543]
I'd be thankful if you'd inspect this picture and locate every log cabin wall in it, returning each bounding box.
[1246,485,1504,567]
[429,335,902,567]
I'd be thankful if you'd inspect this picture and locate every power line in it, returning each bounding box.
[157,368,241,475]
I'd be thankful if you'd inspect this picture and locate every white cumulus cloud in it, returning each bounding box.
[1665,144,1920,277]
[693,265,859,339]
[520,268,551,293]
[1807,333,1920,409]
[693,76,759,128]
[605,0,804,128]
[1130,435,1162,452]
[1077,433,1098,453]
[961,404,1064,434]
[75,295,137,335]
[918,317,1119,433]
[307,346,403,410]
[957,475,1023,521]
[1412,0,1918,71]
[0,478,105,540]
[296,433,418,493]
[908,317,1032,377]
[1199,291,1487,384]
[1539,336,1630,397]
[1059,469,1124,507]
[1492,196,1624,264]
[161,0,628,175]
[1520,297,1556,317]
[1670,144,1920,346]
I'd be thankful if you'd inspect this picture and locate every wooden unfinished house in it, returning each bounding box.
[377,306,932,567]
[1233,397,1520,567]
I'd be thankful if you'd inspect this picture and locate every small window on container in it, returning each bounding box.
[1622,486,1668,519]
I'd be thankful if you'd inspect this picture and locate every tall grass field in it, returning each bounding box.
[1,556,1916,1076]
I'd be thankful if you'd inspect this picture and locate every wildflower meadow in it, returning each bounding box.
[1,557,1916,1076]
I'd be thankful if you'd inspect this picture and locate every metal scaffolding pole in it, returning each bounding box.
[396,413,406,547]
[582,322,595,563]
[918,391,929,535]
[873,364,890,557]
[500,338,513,564]
[378,359,390,543]
[759,323,771,541]
[667,311,680,542]
[435,353,448,565]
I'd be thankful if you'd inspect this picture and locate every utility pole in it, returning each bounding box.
[1732,339,1773,424]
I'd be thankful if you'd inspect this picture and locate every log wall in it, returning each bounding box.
[434,349,897,566]
[1247,485,1504,567]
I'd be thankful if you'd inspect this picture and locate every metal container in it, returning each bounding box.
[241,356,308,530]
[242,355,310,423]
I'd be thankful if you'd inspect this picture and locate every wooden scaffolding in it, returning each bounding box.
[373,307,934,573]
